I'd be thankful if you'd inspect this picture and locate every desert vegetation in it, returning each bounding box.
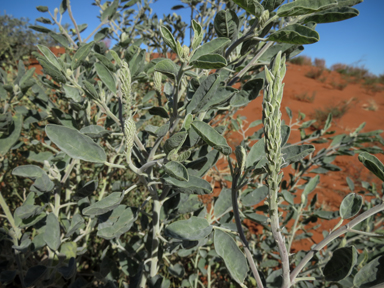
[1,1,384,288]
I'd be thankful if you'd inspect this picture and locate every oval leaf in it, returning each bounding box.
[340,193,363,219]
[191,121,232,155]
[165,217,212,241]
[214,10,239,39]
[358,152,384,182]
[160,26,177,53]
[44,213,61,251]
[277,0,338,17]
[353,256,384,288]
[46,124,106,163]
[82,192,123,216]
[0,113,23,156]
[164,161,189,181]
[190,37,231,62]
[303,7,359,23]
[12,165,44,179]
[95,62,116,93]
[191,53,227,69]
[154,59,179,79]
[241,185,269,207]
[163,175,212,195]
[269,24,320,44]
[323,246,357,281]
[71,42,94,70]
[214,229,248,285]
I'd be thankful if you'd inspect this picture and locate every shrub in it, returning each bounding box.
[313,58,326,69]
[1,1,384,288]
[331,80,348,90]
[305,68,323,79]
[293,91,316,103]
[289,55,312,66]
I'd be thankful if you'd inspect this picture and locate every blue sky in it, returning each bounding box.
[2,0,383,75]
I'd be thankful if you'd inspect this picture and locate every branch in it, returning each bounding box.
[67,0,82,42]
[290,202,384,284]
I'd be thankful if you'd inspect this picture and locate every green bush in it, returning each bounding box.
[1,1,384,288]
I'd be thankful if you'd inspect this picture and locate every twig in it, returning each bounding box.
[290,202,384,284]
[67,0,82,42]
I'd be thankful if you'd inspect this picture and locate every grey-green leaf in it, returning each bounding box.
[191,121,232,155]
[302,175,320,198]
[187,74,221,115]
[214,10,239,39]
[37,45,62,71]
[97,205,137,239]
[165,217,212,240]
[353,256,384,288]
[63,85,82,102]
[269,24,320,44]
[233,0,264,16]
[164,161,189,181]
[303,7,359,24]
[82,192,123,216]
[101,0,119,21]
[12,165,44,179]
[191,20,204,50]
[358,152,384,182]
[14,205,43,220]
[0,113,22,156]
[323,246,357,281]
[154,59,179,79]
[71,42,94,70]
[190,38,231,62]
[163,175,212,195]
[340,193,363,219]
[214,229,248,285]
[44,213,61,251]
[241,186,269,207]
[95,62,116,94]
[214,188,232,218]
[46,124,106,163]
[277,0,338,17]
[246,138,265,168]
[191,53,227,69]
[80,125,110,138]
[282,144,315,165]
[160,26,178,53]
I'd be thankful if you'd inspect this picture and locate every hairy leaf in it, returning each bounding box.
[277,0,338,17]
[323,246,357,281]
[46,125,106,163]
[269,24,320,44]
[214,230,248,285]
[191,121,231,155]
[165,217,212,240]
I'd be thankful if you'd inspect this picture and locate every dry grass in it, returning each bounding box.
[289,55,312,66]
[362,99,379,111]
[330,81,348,90]
[305,68,323,80]
[293,91,316,103]
[312,98,354,129]
[313,58,326,69]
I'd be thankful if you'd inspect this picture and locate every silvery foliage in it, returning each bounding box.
[0,0,384,287]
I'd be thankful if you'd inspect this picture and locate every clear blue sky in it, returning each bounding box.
[2,0,383,75]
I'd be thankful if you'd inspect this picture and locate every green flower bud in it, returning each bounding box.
[154,71,162,94]
[119,61,132,114]
[124,117,136,155]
